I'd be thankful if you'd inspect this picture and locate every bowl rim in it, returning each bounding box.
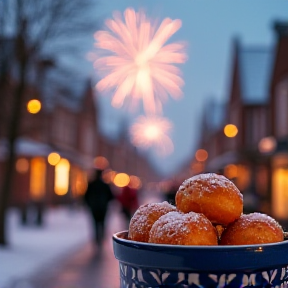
[113,230,288,250]
[113,230,288,272]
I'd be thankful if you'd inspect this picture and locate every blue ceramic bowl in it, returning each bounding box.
[113,230,288,288]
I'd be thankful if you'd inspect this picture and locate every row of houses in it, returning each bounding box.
[0,37,161,212]
[188,21,288,223]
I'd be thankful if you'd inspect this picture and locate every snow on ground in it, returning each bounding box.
[0,206,92,288]
[0,191,162,288]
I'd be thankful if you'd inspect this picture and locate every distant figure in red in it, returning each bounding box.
[118,185,139,225]
[84,169,114,246]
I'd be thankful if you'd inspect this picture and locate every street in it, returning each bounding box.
[10,192,163,288]
[27,240,120,288]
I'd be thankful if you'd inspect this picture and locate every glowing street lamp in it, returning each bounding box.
[113,173,130,188]
[27,99,41,114]
[102,169,116,184]
[54,158,70,196]
[195,149,208,162]
[224,164,238,179]
[258,136,276,154]
[129,175,142,189]
[224,124,238,138]
[47,152,61,166]
[94,156,109,170]
[16,158,29,173]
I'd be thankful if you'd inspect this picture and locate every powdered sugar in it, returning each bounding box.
[180,173,242,198]
[238,213,283,231]
[128,201,176,242]
[175,173,243,225]
[149,211,218,245]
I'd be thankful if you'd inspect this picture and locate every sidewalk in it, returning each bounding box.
[27,238,120,288]
[0,201,127,288]
[0,192,162,288]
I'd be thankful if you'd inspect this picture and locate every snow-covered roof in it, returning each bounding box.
[16,138,53,156]
[239,47,274,105]
[0,138,53,160]
[0,138,94,169]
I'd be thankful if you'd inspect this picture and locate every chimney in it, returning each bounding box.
[274,21,288,38]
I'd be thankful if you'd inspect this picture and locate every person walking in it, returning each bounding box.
[118,184,139,227]
[84,169,114,246]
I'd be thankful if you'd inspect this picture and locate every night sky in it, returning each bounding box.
[83,0,288,177]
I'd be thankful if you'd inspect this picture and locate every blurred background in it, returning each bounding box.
[0,0,288,287]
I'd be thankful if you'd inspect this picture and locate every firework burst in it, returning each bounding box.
[91,8,187,114]
[130,115,174,156]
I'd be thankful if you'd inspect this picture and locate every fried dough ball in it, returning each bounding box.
[128,201,177,242]
[175,173,243,226]
[219,213,284,245]
[149,211,218,245]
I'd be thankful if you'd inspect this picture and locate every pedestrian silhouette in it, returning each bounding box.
[118,184,139,226]
[84,169,114,246]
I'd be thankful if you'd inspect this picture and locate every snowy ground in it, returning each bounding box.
[0,191,162,288]
[0,205,93,288]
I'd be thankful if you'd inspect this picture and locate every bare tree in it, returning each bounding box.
[0,0,98,245]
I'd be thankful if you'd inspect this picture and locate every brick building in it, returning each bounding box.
[0,37,160,215]
[191,21,288,222]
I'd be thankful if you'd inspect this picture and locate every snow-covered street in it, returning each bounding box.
[0,191,161,288]
[0,205,109,288]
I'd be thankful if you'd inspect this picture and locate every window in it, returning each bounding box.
[63,113,77,146]
[30,157,46,200]
[275,81,288,138]
[70,166,87,197]
[54,158,70,196]
[82,123,95,154]
[52,111,76,146]
[272,167,288,219]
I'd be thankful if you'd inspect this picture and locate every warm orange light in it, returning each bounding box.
[129,175,142,189]
[272,168,288,219]
[235,165,251,191]
[224,124,238,138]
[258,136,276,153]
[94,156,109,170]
[71,168,87,197]
[195,149,208,162]
[16,158,29,173]
[55,158,70,196]
[48,152,61,166]
[113,173,130,188]
[102,169,116,184]
[27,99,41,114]
[224,164,238,179]
[30,157,46,200]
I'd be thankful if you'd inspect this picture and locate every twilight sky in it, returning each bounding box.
[84,0,288,177]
